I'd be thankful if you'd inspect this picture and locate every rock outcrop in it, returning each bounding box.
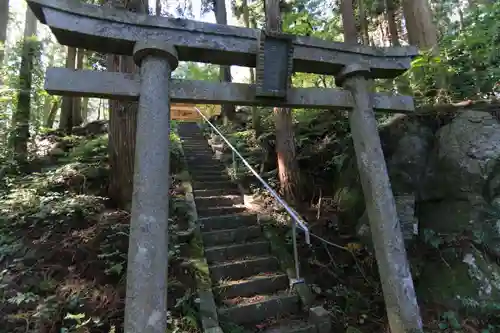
[358,105,500,313]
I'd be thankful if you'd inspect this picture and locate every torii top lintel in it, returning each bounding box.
[27,0,418,79]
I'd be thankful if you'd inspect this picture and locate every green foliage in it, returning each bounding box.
[173,62,219,81]
[438,311,461,330]
[65,134,108,162]
[407,2,500,104]
[170,123,185,174]
[422,228,445,249]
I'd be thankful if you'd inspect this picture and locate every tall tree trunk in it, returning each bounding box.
[72,48,85,127]
[82,97,89,122]
[265,0,301,204]
[97,99,102,120]
[401,0,438,50]
[458,7,464,30]
[106,0,147,209]
[402,0,444,100]
[156,0,161,15]
[81,49,90,123]
[340,0,358,43]
[59,47,77,132]
[242,0,260,136]
[357,0,370,45]
[11,7,37,164]
[385,0,400,46]
[384,0,411,94]
[213,0,235,125]
[0,0,9,69]
[42,98,51,125]
[45,98,60,128]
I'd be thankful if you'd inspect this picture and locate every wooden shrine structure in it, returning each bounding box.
[170,103,216,121]
[26,0,423,332]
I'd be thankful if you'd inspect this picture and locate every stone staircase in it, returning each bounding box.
[177,122,322,333]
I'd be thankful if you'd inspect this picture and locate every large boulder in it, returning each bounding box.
[417,245,500,313]
[356,115,433,246]
[421,111,500,201]
[419,111,500,238]
[357,109,500,313]
[413,111,500,312]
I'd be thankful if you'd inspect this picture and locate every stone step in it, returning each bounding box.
[197,206,247,217]
[199,213,257,231]
[262,318,316,333]
[194,188,241,197]
[195,195,244,209]
[191,174,232,183]
[188,160,224,167]
[181,140,207,143]
[191,173,229,180]
[185,152,213,156]
[202,225,262,246]
[182,141,210,145]
[189,168,228,175]
[210,256,279,281]
[215,273,289,299]
[182,142,208,145]
[186,155,216,160]
[192,180,236,190]
[189,164,227,171]
[218,293,300,325]
[181,141,206,145]
[182,142,210,145]
[182,145,209,148]
[186,155,215,160]
[186,157,219,164]
[190,168,227,175]
[184,149,213,153]
[205,241,270,263]
[189,167,227,174]
[180,127,312,331]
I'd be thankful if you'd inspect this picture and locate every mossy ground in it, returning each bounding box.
[0,129,200,333]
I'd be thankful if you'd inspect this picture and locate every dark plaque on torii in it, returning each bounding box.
[26,0,423,332]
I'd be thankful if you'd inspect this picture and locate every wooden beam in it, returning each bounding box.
[28,0,418,79]
[45,68,414,113]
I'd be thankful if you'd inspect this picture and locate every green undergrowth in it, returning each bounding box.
[203,109,500,332]
[0,127,200,333]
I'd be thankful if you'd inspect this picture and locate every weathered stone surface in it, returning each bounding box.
[44,68,415,113]
[124,49,175,333]
[218,294,300,325]
[421,111,500,201]
[309,306,332,333]
[409,111,500,313]
[382,116,434,194]
[255,30,294,98]
[361,109,500,314]
[72,120,108,136]
[357,194,418,246]
[418,246,500,313]
[356,115,434,245]
[28,0,417,77]
[343,74,422,332]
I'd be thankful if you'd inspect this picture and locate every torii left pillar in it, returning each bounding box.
[124,41,178,333]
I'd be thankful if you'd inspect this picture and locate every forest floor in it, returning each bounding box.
[0,125,199,333]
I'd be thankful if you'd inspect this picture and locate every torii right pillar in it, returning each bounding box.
[336,64,424,333]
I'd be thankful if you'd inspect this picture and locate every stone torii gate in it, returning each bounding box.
[27,0,422,332]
